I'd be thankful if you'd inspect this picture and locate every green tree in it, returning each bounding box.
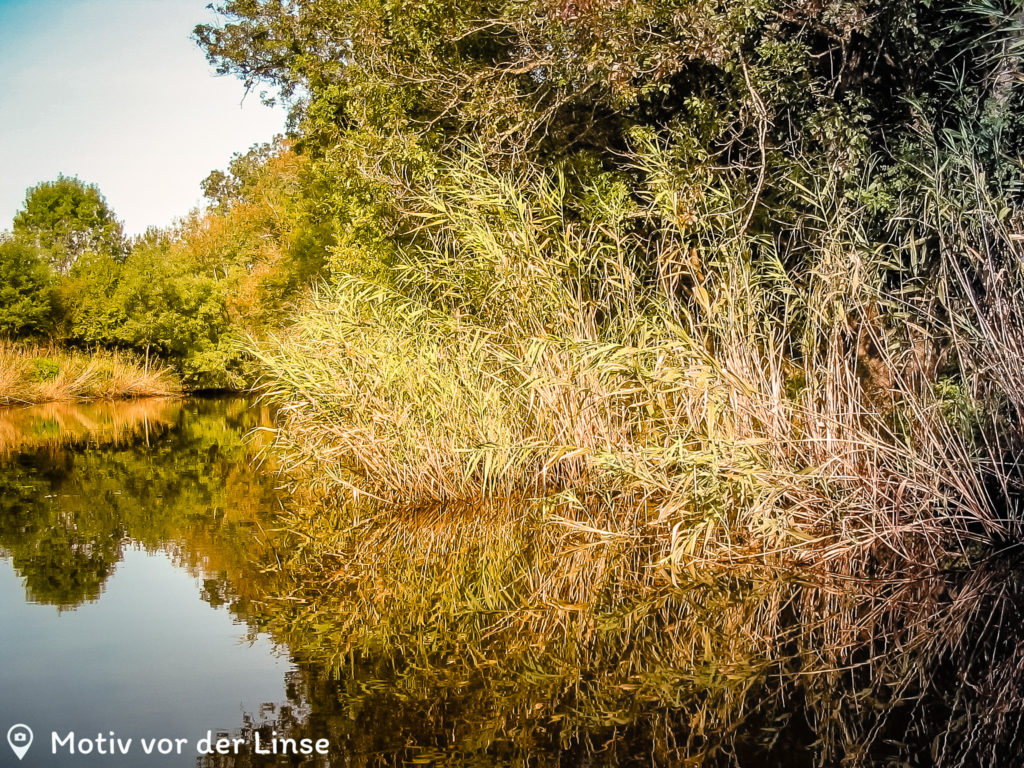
[112,241,232,385]
[0,240,56,337]
[195,1,1024,263]
[62,251,126,345]
[200,141,278,210]
[13,176,125,273]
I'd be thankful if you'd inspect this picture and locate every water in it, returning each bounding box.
[0,550,289,764]
[0,397,1021,767]
[0,398,301,766]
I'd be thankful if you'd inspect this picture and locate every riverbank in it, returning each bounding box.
[255,156,1021,571]
[0,343,181,406]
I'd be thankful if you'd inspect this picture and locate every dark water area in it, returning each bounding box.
[0,398,1022,767]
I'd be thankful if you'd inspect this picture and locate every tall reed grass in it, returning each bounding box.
[0,342,181,406]
[254,138,1022,564]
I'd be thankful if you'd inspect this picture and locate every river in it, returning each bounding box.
[0,397,1021,766]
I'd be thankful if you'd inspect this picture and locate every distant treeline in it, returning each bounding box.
[1,149,330,388]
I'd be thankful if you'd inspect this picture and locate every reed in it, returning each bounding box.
[0,342,181,406]
[254,140,1020,564]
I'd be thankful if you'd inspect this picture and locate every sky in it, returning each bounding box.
[0,0,287,235]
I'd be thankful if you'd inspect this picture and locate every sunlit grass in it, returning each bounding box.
[241,139,1024,765]
[0,342,181,406]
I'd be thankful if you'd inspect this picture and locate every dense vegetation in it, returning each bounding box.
[1,150,329,388]
[194,0,1024,559]
[0,343,179,406]
[3,5,1024,764]
[4,0,1022,551]
[0,0,1018,551]
[4,399,1020,767]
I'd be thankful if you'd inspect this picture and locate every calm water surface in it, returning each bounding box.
[0,398,305,766]
[0,398,1021,767]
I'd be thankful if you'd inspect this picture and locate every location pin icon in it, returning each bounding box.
[7,724,33,761]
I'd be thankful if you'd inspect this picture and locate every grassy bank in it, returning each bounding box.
[0,343,181,406]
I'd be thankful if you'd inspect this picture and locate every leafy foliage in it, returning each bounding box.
[193,0,1024,566]
[0,240,56,338]
[0,141,334,389]
[12,176,125,273]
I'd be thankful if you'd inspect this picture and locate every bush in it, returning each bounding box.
[29,357,61,382]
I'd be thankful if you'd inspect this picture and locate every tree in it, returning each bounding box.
[200,141,279,210]
[0,240,56,337]
[13,176,125,273]
[61,251,126,345]
[110,241,233,385]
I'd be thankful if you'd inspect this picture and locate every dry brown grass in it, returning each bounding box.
[0,342,181,406]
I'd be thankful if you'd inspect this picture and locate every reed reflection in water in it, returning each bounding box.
[214,498,1024,767]
[0,398,1020,767]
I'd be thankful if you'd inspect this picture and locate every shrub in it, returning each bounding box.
[29,357,61,382]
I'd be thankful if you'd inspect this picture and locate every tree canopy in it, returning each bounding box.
[193,0,1024,289]
[13,176,125,273]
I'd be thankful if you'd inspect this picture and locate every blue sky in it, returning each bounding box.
[0,0,286,235]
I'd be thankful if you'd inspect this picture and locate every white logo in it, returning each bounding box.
[7,724,33,761]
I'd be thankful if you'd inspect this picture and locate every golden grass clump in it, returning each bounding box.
[0,342,181,406]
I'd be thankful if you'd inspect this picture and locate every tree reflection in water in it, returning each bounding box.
[0,398,1020,766]
[0,397,279,610]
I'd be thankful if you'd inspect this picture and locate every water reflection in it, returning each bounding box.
[0,398,279,611]
[0,399,1021,766]
[223,505,1024,767]
[0,398,179,459]
[0,398,294,768]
